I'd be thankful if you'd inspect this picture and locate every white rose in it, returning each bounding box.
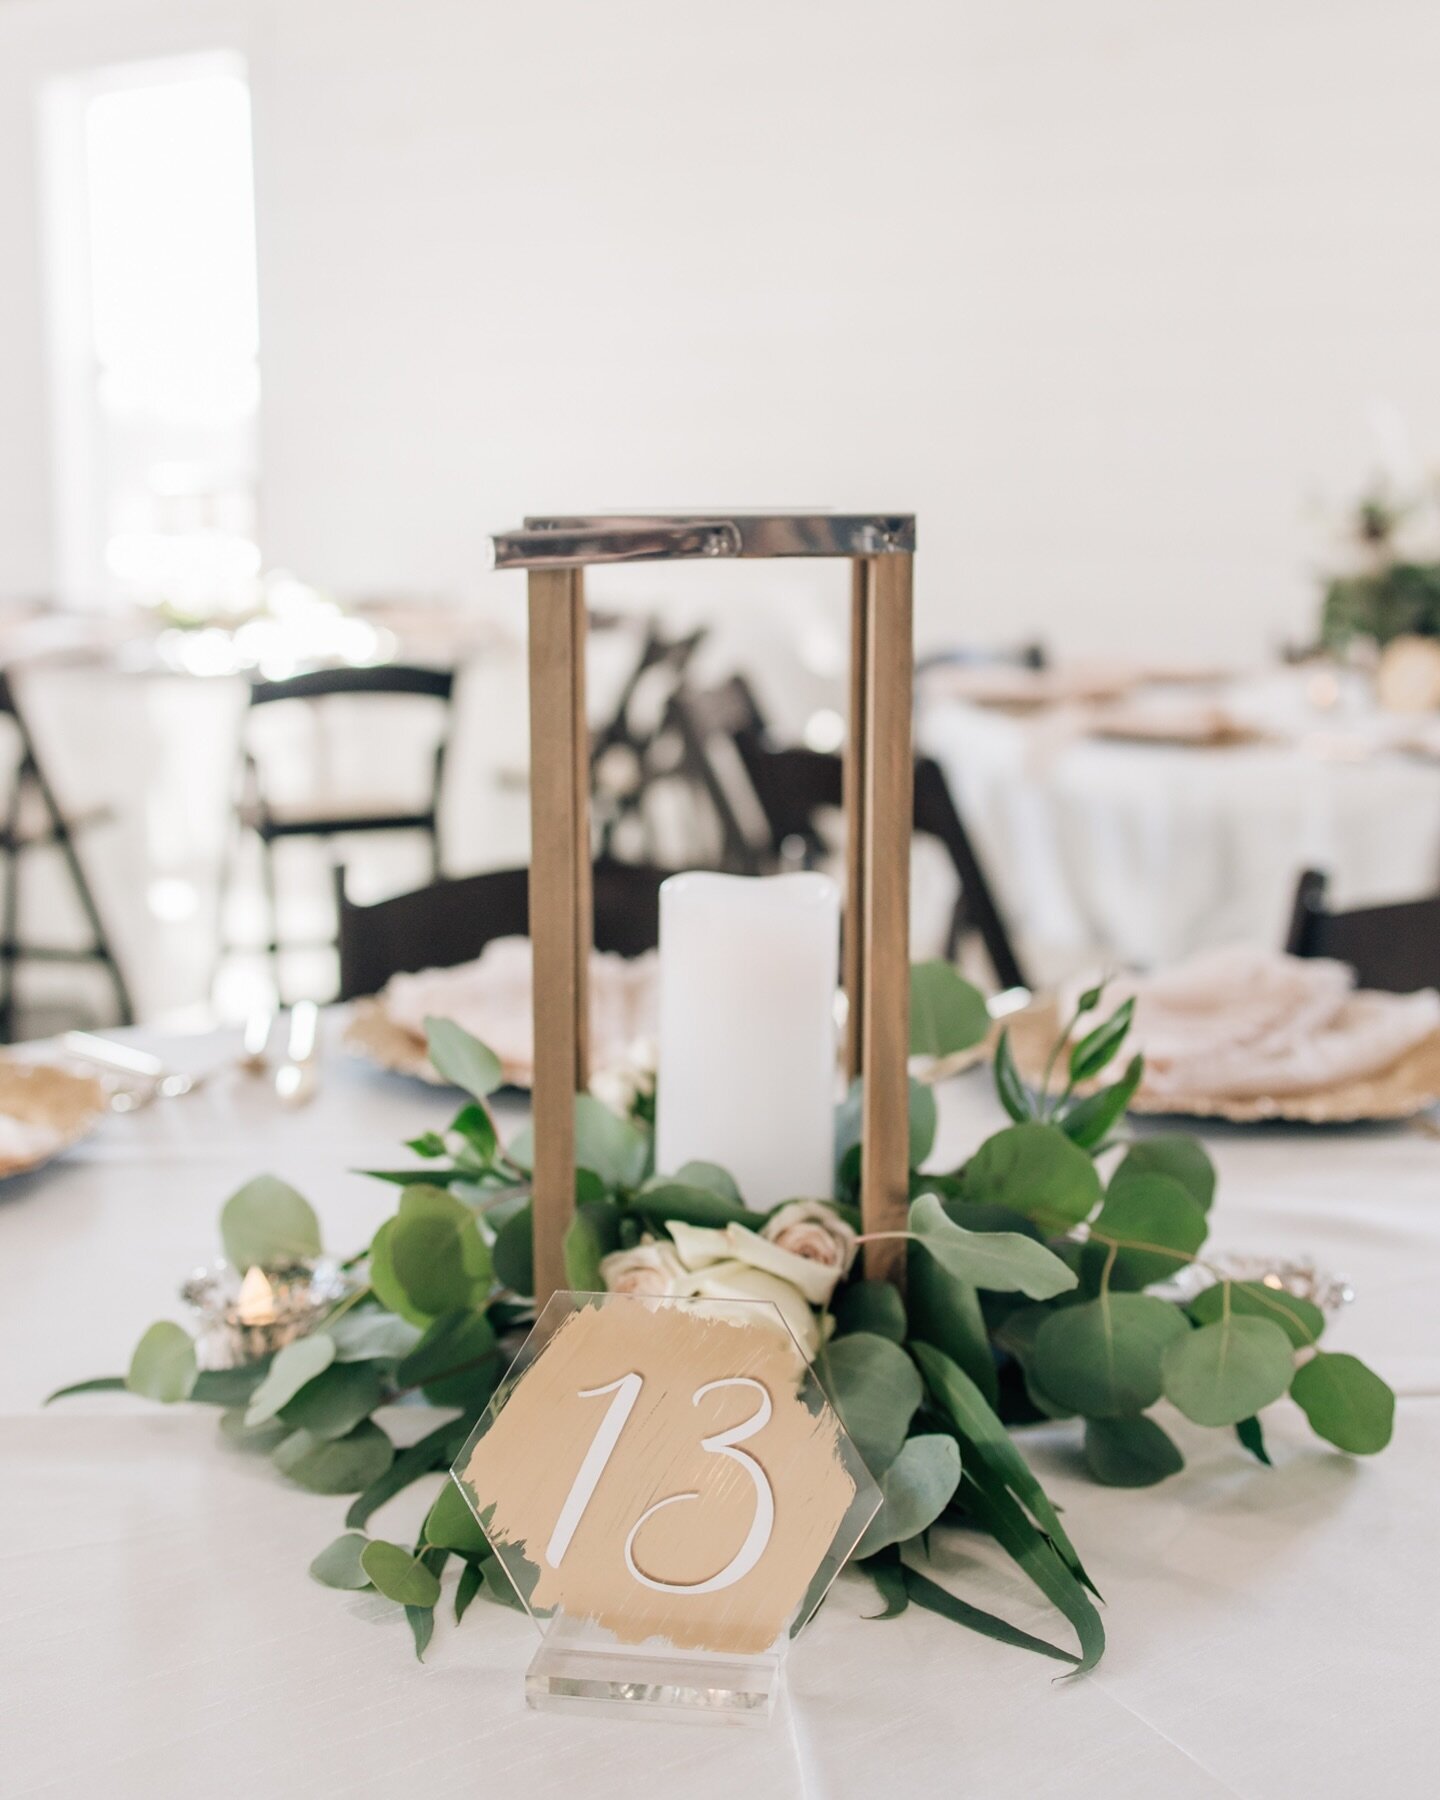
[761,1201,857,1282]
[687,1260,825,1362]
[599,1240,690,1298]
[667,1216,844,1306]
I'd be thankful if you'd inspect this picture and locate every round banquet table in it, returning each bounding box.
[920,680,1440,979]
[1,1016,1436,1800]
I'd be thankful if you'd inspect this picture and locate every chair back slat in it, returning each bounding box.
[336,858,670,1000]
[1285,869,1440,993]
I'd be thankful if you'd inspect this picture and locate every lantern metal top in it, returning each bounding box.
[488,510,916,570]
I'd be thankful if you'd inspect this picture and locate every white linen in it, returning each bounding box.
[381,938,658,1081]
[1090,946,1440,1098]
[1,1016,1437,1798]
[921,677,1440,978]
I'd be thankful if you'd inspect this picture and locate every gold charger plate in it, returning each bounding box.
[0,1060,108,1178]
[1004,1000,1440,1124]
[343,998,496,1087]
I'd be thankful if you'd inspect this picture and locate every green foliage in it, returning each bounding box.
[309,1533,372,1590]
[909,962,990,1058]
[220,1175,322,1271]
[273,1421,393,1494]
[59,985,1396,1683]
[1032,1295,1189,1418]
[424,1017,503,1099]
[1290,1352,1395,1454]
[909,1193,1077,1300]
[959,1123,1102,1234]
[126,1322,197,1404]
[361,1539,443,1608]
[1083,1416,1184,1488]
[1321,560,1440,650]
[832,1280,907,1344]
[852,1435,962,1558]
[821,1333,923,1474]
[1161,1316,1295,1427]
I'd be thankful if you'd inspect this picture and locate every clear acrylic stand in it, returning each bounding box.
[526,1611,783,1725]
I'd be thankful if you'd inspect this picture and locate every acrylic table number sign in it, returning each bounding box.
[452,1292,882,1724]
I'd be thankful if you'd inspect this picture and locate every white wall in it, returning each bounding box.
[3,0,1440,663]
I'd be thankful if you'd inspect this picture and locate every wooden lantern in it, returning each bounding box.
[488,512,916,1303]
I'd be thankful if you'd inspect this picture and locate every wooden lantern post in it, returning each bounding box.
[489,513,916,1303]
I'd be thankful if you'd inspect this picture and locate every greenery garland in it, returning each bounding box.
[51,966,1395,1672]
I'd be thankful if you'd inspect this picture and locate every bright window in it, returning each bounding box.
[42,53,261,612]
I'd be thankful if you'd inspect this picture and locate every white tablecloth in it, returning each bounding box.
[2,1020,1437,1798]
[921,685,1440,979]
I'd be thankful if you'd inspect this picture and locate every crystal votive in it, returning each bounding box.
[180,1257,352,1368]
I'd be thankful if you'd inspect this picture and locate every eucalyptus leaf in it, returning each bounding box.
[218,1406,290,1453]
[450,1102,498,1164]
[1083,1415,1184,1487]
[361,1539,442,1608]
[960,1123,1102,1234]
[852,1434,962,1558]
[1032,1295,1189,1418]
[909,961,990,1058]
[1087,1173,1207,1290]
[820,1333,923,1474]
[1112,1135,1216,1214]
[480,1554,526,1611]
[563,1209,605,1291]
[673,1161,742,1205]
[273,1420,393,1494]
[326,1310,424,1363]
[279,1360,390,1440]
[396,1310,498,1408]
[492,1202,534,1296]
[910,1192,1077,1300]
[1188,1280,1324,1348]
[220,1174,322,1271]
[1161,1316,1295,1427]
[423,1017,503,1099]
[244,1333,336,1426]
[126,1322,197,1404]
[832,1280,907,1344]
[344,1415,471,1530]
[1290,1352,1395,1454]
[908,1079,938,1167]
[631,1182,751,1228]
[192,1362,271,1406]
[573,1094,648,1188]
[309,1532,372,1590]
[370,1186,492,1326]
[425,1477,489,1555]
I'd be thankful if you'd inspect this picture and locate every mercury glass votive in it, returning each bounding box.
[180,1257,351,1368]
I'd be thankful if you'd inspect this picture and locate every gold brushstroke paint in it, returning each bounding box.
[464,1303,856,1656]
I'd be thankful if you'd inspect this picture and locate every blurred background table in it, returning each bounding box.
[921,665,1440,981]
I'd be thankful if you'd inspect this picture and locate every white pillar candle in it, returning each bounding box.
[655,871,839,1209]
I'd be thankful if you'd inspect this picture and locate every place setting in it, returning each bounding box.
[4,14,1440,1796]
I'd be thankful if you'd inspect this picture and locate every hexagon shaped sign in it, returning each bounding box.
[452,1292,880,1711]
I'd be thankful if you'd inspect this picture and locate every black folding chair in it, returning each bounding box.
[1285,869,1440,993]
[723,721,1028,992]
[218,664,455,1001]
[590,623,708,862]
[0,670,132,1040]
[336,857,672,1001]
